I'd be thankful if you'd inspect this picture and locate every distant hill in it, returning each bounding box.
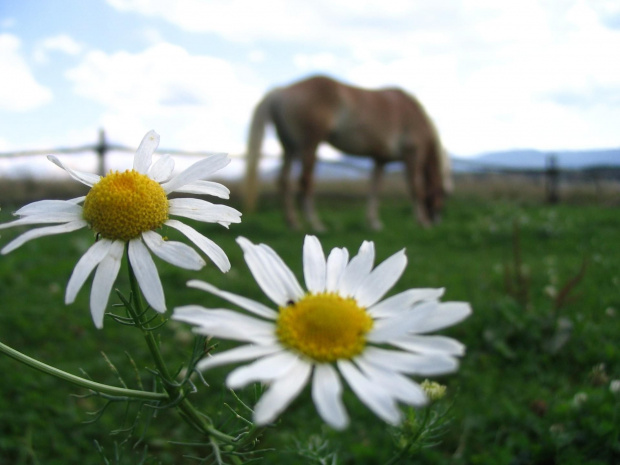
[452,148,620,172]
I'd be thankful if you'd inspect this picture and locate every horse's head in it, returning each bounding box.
[425,185,446,224]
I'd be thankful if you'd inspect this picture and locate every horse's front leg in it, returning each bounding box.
[404,153,432,228]
[366,162,384,231]
[279,154,302,230]
[414,169,432,228]
[300,148,326,232]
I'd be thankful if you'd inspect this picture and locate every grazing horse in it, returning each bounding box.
[244,75,451,230]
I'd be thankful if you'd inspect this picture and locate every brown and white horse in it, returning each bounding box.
[244,75,451,230]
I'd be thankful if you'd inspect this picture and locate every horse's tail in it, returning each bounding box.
[244,89,276,213]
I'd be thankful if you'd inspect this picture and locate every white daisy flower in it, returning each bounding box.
[0,130,241,328]
[173,235,471,430]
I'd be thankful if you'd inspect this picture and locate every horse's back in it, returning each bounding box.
[330,83,433,159]
[271,75,439,160]
[270,76,342,147]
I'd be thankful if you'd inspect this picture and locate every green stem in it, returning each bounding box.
[125,256,236,444]
[0,340,166,401]
[384,409,431,465]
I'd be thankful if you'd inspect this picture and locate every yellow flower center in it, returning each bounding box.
[82,170,169,241]
[276,293,374,363]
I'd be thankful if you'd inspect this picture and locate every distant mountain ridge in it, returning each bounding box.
[452,148,620,172]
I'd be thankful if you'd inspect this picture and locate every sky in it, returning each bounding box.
[1,0,620,178]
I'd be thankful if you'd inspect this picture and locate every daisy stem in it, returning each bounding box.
[125,257,236,445]
[0,340,167,401]
[384,408,431,465]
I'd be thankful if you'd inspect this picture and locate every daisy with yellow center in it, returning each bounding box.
[0,131,241,328]
[173,235,471,429]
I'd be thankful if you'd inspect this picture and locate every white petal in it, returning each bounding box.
[172,180,230,199]
[173,306,277,344]
[187,279,278,319]
[370,300,436,338]
[133,130,159,174]
[148,154,175,182]
[128,238,166,313]
[258,243,305,300]
[325,247,349,292]
[226,351,302,388]
[367,288,445,318]
[312,364,349,429]
[196,344,283,372]
[361,347,458,375]
[338,360,402,425]
[142,230,205,270]
[236,236,303,307]
[339,241,374,297]
[14,199,83,217]
[391,335,466,357]
[1,220,87,254]
[161,154,230,194]
[355,358,427,406]
[47,155,100,186]
[66,239,114,304]
[303,235,326,293]
[355,249,407,307]
[253,360,312,425]
[90,240,124,329]
[412,302,473,333]
[368,305,436,343]
[169,198,242,227]
[0,211,83,228]
[165,219,231,272]
[67,196,86,204]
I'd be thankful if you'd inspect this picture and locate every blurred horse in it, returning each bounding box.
[244,75,451,230]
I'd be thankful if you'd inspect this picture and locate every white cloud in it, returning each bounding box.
[33,34,83,64]
[107,0,327,41]
[42,34,83,55]
[247,49,265,63]
[141,27,165,45]
[0,34,53,111]
[65,42,263,153]
[4,0,613,159]
[335,0,620,154]
[293,52,339,72]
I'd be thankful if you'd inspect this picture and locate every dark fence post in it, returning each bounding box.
[95,128,107,176]
[545,154,559,204]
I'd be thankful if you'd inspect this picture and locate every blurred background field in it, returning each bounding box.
[0,177,619,464]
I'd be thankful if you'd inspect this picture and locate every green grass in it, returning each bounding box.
[0,190,619,464]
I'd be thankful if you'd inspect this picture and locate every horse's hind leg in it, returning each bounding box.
[279,153,302,230]
[299,147,326,232]
[367,162,384,231]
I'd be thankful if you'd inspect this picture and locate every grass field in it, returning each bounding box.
[0,183,619,464]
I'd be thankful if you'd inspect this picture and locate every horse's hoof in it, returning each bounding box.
[369,220,384,231]
[287,220,302,231]
[311,222,327,233]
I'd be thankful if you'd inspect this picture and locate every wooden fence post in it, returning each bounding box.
[545,154,559,204]
[95,128,107,176]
